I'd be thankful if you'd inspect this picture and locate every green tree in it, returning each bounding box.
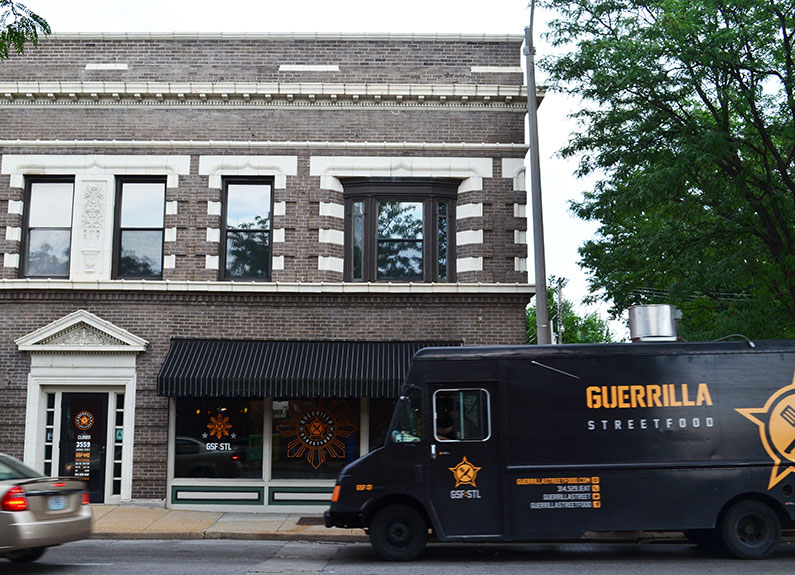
[0,1,49,58]
[526,278,614,344]
[540,0,795,340]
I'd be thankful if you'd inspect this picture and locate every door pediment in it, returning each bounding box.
[15,309,148,353]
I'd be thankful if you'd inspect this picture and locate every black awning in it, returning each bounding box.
[157,339,460,399]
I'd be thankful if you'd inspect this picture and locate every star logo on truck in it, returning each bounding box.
[736,373,795,489]
[449,456,481,487]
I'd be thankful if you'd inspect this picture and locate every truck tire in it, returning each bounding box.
[369,504,427,561]
[719,500,780,559]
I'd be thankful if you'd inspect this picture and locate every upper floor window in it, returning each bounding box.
[114,178,165,278]
[343,179,457,282]
[222,177,273,280]
[22,178,75,278]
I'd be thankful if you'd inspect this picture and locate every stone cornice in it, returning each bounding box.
[0,279,534,295]
[0,81,533,109]
[45,32,524,42]
[0,139,529,152]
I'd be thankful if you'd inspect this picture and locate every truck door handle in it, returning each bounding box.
[431,444,436,459]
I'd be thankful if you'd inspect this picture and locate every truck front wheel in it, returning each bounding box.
[720,500,780,559]
[369,504,427,561]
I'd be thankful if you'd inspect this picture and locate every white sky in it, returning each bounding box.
[24,0,625,338]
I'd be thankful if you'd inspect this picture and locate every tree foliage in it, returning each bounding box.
[0,1,49,59]
[527,278,614,344]
[540,0,795,340]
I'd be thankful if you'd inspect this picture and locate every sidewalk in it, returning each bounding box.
[91,504,795,545]
[90,504,367,542]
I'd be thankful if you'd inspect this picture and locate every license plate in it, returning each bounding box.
[48,495,67,510]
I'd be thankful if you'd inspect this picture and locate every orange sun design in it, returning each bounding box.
[207,414,232,439]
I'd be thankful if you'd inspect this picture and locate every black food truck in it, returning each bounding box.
[325,341,795,560]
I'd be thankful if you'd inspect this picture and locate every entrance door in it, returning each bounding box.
[429,386,503,538]
[59,393,108,503]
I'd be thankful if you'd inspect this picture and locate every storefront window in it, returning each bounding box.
[174,399,264,479]
[272,399,360,480]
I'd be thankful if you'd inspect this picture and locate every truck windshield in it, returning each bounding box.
[391,387,423,444]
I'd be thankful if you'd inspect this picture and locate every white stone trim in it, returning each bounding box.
[164,228,177,242]
[163,254,176,269]
[205,255,219,270]
[272,228,285,243]
[206,228,220,243]
[3,253,19,268]
[85,63,128,71]
[0,278,534,294]
[471,66,523,73]
[165,201,178,215]
[279,64,340,72]
[272,255,285,271]
[318,256,344,273]
[15,309,149,352]
[8,199,23,214]
[318,228,345,245]
[319,202,345,219]
[515,257,528,272]
[311,156,493,196]
[274,202,286,217]
[47,32,524,42]
[198,155,298,189]
[207,201,222,216]
[456,229,483,246]
[502,157,526,191]
[0,154,190,188]
[5,226,21,241]
[457,257,483,273]
[0,139,527,153]
[456,203,483,220]
[514,230,527,244]
[514,203,527,218]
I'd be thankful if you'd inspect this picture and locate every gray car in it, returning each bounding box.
[0,453,92,563]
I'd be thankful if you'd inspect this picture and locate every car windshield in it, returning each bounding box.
[0,454,43,480]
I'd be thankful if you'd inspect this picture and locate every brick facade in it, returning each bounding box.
[0,33,532,506]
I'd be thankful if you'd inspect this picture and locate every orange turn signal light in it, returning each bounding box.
[331,485,341,502]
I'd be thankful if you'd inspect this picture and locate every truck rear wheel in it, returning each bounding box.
[720,500,780,559]
[369,504,427,561]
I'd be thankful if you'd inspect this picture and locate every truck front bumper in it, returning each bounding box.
[324,509,365,529]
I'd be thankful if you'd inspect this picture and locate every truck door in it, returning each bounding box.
[429,386,502,538]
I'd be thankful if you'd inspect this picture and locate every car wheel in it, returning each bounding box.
[6,547,47,563]
[369,504,427,561]
[720,500,780,559]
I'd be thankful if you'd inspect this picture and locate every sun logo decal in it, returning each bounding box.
[736,373,795,489]
[207,414,232,439]
[449,456,481,487]
[278,399,358,470]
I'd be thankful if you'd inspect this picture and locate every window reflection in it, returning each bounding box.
[25,180,74,278]
[173,399,264,479]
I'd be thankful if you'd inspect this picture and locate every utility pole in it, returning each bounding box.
[525,0,551,344]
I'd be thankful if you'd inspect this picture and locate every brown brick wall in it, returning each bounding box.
[0,36,523,85]
[0,290,528,498]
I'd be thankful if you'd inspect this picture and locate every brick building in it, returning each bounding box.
[0,33,533,511]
